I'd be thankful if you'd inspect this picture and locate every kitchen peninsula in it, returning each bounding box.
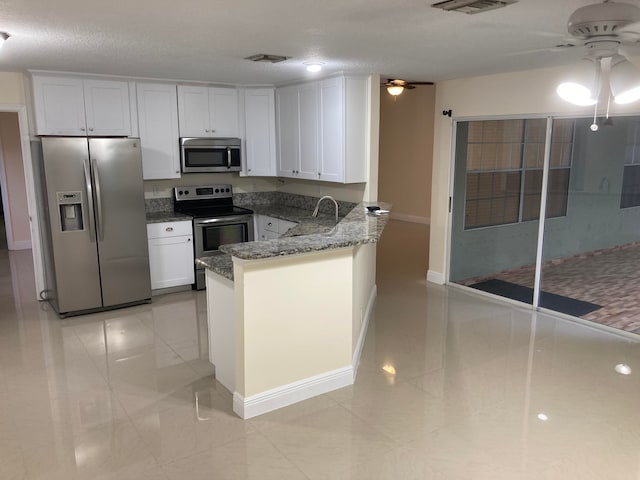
[197,201,391,419]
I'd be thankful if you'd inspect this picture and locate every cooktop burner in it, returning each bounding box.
[173,184,252,218]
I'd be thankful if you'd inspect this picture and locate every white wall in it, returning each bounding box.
[429,63,640,282]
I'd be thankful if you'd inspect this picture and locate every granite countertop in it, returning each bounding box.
[249,204,342,227]
[146,211,193,223]
[196,252,234,281]
[219,201,391,261]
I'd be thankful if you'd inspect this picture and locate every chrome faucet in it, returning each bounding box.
[312,195,339,224]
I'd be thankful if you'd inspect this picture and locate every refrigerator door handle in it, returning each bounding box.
[91,158,105,242]
[83,157,96,242]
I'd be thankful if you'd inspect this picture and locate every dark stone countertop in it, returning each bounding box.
[196,252,234,281]
[146,211,193,224]
[219,201,391,261]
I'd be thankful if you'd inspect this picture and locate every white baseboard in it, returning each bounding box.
[390,213,430,225]
[427,270,445,285]
[233,365,353,419]
[353,284,376,379]
[8,239,31,251]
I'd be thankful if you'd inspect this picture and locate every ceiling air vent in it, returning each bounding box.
[244,54,290,63]
[431,0,517,15]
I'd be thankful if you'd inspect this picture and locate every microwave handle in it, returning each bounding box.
[227,147,231,169]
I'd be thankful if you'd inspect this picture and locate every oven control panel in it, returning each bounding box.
[174,184,233,201]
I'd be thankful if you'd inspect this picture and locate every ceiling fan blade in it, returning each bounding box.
[407,82,434,86]
[405,85,416,90]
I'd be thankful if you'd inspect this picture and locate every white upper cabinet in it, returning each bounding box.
[32,75,132,136]
[136,83,181,180]
[276,85,300,177]
[242,88,276,177]
[177,86,239,138]
[275,75,368,184]
[318,77,345,183]
[82,80,131,136]
[298,83,320,180]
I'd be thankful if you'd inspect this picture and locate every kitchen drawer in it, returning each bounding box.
[147,220,192,239]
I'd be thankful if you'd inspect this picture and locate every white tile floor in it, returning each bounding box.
[1,220,640,479]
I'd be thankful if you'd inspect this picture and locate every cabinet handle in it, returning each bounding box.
[267,222,273,226]
[248,168,252,172]
[166,227,174,232]
[176,170,180,174]
[80,127,86,131]
[89,127,94,132]
[205,129,210,133]
[318,172,321,176]
[187,238,191,242]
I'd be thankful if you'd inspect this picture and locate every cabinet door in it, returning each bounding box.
[83,80,131,136]
[298,83,319,180]
[148,235,195,289]
[210,88,239,137]
[177,85,211,137]
[276,85,299,177]
[137,83,181,180]
[318,77,345,183]
[243,89,276,176]
[32,75,87,135]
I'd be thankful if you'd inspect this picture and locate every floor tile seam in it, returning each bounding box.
[247,427,316,480]
[331,401,406,447]
[247,398,339,434]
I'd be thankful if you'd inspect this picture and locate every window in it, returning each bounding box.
[620,120,640,209]
[464,118,573,229]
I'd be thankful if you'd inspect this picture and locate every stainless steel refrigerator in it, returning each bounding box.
[35,137,151,316]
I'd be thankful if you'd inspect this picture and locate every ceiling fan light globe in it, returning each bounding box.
[556,82,596,106]
[386,85,404,96]
[610,57,640,104]
[614,86,640,104]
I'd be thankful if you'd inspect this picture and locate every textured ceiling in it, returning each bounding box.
[0,0,604,85]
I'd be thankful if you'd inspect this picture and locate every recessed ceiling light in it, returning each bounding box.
[615,363,632,375]
[305,63,323,73]
[537,413,549,421]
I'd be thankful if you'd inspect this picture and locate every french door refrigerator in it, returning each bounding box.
[36,137,151,316]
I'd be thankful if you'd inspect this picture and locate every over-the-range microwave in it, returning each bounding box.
[180,137,241,173]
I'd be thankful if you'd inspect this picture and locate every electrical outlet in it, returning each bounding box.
[152,185,161,197]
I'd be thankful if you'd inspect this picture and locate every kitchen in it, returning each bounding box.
[24,68,386,419]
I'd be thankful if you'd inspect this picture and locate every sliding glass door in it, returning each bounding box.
[539,116,640,334]
[451,114,640,334]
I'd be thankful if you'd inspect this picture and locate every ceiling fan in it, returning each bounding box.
[548,1,640,107]
[383,79,434,96]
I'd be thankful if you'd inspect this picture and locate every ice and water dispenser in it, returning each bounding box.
[57,192,84,232]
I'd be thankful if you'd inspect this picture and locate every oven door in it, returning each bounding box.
[193,215,254,289]
[181,139,241,173]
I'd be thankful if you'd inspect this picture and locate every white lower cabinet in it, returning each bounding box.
[147,221,195,290]
[255,215,298,240]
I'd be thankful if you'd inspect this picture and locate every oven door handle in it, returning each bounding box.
[195,215,253,226]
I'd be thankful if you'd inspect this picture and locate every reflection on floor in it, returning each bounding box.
[1,222,640,479]
[461,242,640,334]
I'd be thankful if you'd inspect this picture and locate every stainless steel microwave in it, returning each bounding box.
[180,137,241,173]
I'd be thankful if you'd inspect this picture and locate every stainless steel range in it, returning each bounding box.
[174,184,254,290]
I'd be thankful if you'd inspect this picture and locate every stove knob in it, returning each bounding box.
[178,190,183,196]
[184,190,190,195]
[215,189,220,193]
